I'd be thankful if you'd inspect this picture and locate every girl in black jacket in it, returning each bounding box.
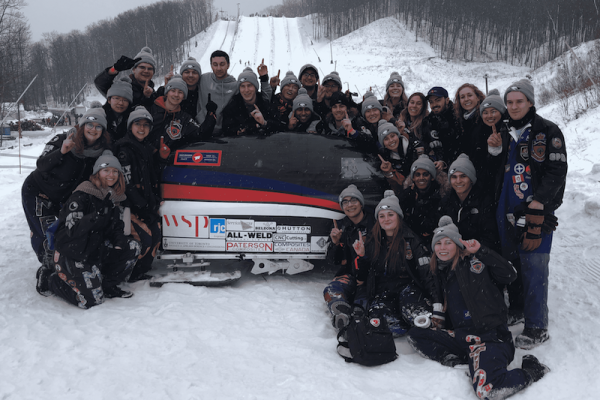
[44,151,141,308]
[23,106,111,291]
[353,191,435,337]
[407,216,550,399]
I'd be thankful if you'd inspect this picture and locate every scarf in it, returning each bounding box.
[74,180,127,204]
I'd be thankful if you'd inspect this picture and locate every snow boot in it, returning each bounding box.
[515,328,549,349]
[330,300,352,331]
[103,286,134,299]
[507,310,525,326]
[521,355,550,383]
[36,266,53,297]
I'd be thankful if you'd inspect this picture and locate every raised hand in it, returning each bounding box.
[257,58,268,77]
[60,130,76,154]
[459,239,481,254]
[143,80,153,98]
[288,115,299,130]
[159,137,171,159]
[205,93,218,115]
[113,55,140,72]
[164,65,174,85]
[316,80,325,102]
[378,154,392,173]
[330,219,343,244]
[487,124,502,147]
[251,104,265,126]
[342,111,353,132]
[270,69,280,89]
[352,230,365,257]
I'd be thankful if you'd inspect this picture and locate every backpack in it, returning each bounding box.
[337,310,397,366]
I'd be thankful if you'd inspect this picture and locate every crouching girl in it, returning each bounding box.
[406,216,549,399]
[44,151,141,308]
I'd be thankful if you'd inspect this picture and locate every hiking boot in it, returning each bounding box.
[515,328,549,349]
[507,310,525,326]
[36,266,53,297]
[330,300,352,330]
[522,354,550,383]
[103,286,134,299]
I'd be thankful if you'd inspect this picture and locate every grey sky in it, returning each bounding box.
[24,0,283,41]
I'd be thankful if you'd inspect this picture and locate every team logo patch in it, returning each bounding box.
[58,273,67,281]
[519,145,529,160]
[69,202,78,211]
[505,164,510,172]
[167,120,183,140]
[370,318,381,328]
[405,241,413,260]
[512,174,524,184]
[86,116,97,121]
[514,163,525,174]
[532,133,546,162]
[430,130,439,139]
[552,137,562,149]
[520,182,529,191]
[299,103,307,107]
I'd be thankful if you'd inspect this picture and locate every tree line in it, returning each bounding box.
[265,0,600,68]
[0,0,214,113]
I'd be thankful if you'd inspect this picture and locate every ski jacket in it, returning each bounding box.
[271,93,294,128]
[379,131,425,181]
[424,102,465,167]
[222,93,280,136]
[327,211,376,277]
[468,119,506,195]
[29,133,108,204]
[94,69,156,109]
[351,116,381,155]
[432,245,517,332]
[103,102,132,144]
[399,180,444,247]
[288,112,324,134]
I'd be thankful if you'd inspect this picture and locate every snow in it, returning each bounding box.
[2,16,600,399]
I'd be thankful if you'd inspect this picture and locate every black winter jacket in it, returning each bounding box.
[399,180,443,247]
[94,69,156,109]
[424,102,466,167]
[103,102,132,144]
[351,116,380,155]
[468,119,506,196]
[156,85,200,119]
[327,211,376,277]
[222,93,280,136]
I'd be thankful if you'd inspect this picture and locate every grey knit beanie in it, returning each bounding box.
[280,71,300,90]
[127,106,153,130]
[361,92,383,115]
[179,57,202,76]
[93,150,122,175]
[338,184,364,208]
[375,190,403,219]
[322,71,342,88]
[386,71,405,92]
[107,76,133,103]
[165,75,189,99]
[504,79,535,106]
[133,46,157,70]
[299,64,319,80]
[432,215,464,250]
[448,153,477,185]
[410,154,437,180]
[480,88,506,114]
[377,119,400,147]
[238,67,259,91]
[292,88,314,113]
[81,102,107,130]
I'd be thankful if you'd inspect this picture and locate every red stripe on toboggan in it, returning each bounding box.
[162,184,340,211]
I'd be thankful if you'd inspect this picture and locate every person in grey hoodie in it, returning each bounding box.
[196,50,272,135]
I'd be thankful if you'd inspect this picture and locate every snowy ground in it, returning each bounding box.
[1,16,600,399]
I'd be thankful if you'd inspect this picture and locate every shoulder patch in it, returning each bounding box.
[469,257,484,274]
[551,137,562,149]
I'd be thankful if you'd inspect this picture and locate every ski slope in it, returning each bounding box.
[2,16,600,400]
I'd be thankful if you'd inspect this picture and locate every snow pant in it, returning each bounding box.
[407,325,532,399]
[323,274,369,316]
[369,284,431,337]
[129,216,161,280]
[21,176,60,268]
[48,239,141,309]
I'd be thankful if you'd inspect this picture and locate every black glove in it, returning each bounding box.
[113,55,141,72]
[97,193,114,217]
[541,214,558,234]
[521,208,544,251]
[206,93,218,114]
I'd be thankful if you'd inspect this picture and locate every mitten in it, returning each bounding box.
[541,214,558,234]
[159,137,171,159]
[205,93,218,114]
[521,208,544,251]
[113,55,141,71]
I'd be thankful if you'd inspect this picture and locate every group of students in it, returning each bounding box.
[22,45,566,398]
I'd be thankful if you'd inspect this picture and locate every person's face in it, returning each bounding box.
[383,132,399,152]
[295,107,312,123]
[482,107,502,127]
[434,238,457,262]
[108,96,129,114]
[388,82,403,98]
[450,172,473,197]
[166,88,185,106]
[281,84,299,102]
[331,103,347,121]
[240,82,256,103]
[182,69,200,87]
[99,167,120,188]
[84,122,103,144]
[413,168,433,191]
[459,87,478,112]
[211,56,230,80]
[132,62,154,83]
[407,96,423,117]
[131,119,151,142]
[428,96,449,114]
[300,69,317,87]
[364,108,381,124]
[506,92,532,121]
[341,196,362,219]
[323,81,340,98]
[378,210,399,233]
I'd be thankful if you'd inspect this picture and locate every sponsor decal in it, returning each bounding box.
[552,137,562,149]
[532,133,546,162]
[226,231,273,241]
[255,221,277,232]
[209,218,226,239]
[370,318,381,328]
[162,215,209,238]
[174,150,222,166]
[276,225,311,234]
[226,241,273,252]
[227,219,255,231]
[514,163,525,174]
[519,144,529,160]
[469,257,484,274]
[311,236,328,253]
[163,237,225,251]
[274,242,311,252]
[273,233,307,242]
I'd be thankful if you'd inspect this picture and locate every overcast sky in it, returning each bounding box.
[24,0,283,41]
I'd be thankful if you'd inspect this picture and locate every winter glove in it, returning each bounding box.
[113,55,141,72]
[205,93,218,114]
[431,303,445,329]
[541,213,558,234]
[521,208,544,251]
[159,137,171,159]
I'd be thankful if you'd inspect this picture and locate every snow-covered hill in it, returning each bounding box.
[1,16,600,400]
